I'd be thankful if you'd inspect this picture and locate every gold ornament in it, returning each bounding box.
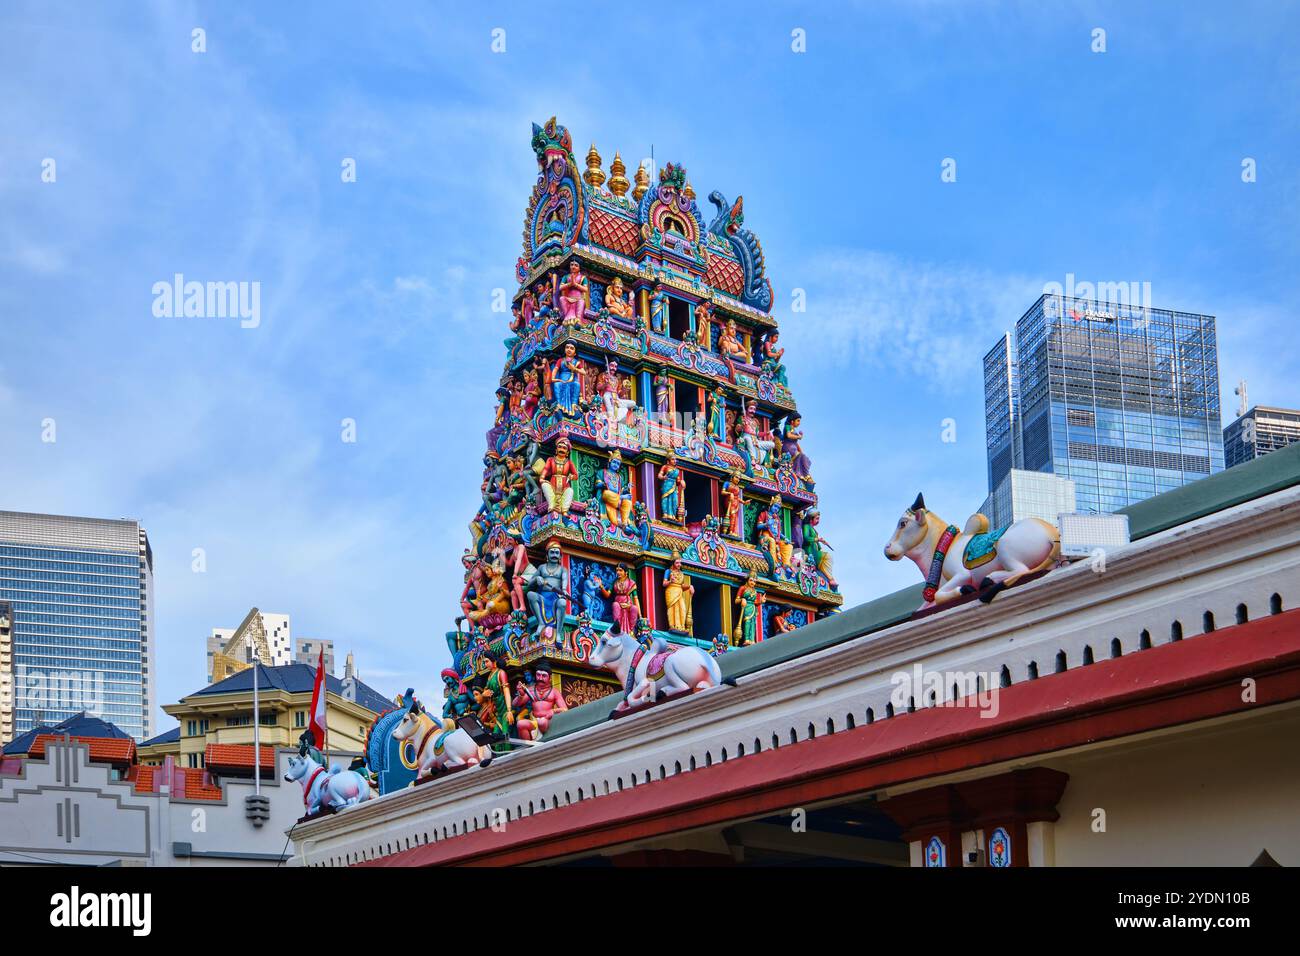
[632,161,650,202]
[584,143,605,189]
[608,152,630,198]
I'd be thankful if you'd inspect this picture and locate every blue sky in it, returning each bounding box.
[2,1,1297,731]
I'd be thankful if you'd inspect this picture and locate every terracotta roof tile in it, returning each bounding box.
[204,743,275,769]
[30,734,136,765]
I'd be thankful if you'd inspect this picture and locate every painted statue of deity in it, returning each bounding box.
[474,655,513,750]
[757,496,794,576]
[467,561,512,631]
[717,316,751,370]
[597,450,635,529]
[721,467,744,538]
[526,542,570,639]
[502,529,533,611]
[538,436,579,516]
[658,450,685,523]
[801,508,837,590]
[650,289,668,335]
[708,384,727,442]
[781,415,812,482]
[737,400,775,473]
[761,330,789,386]
[600,563,641,635]
[733,570,765,645]
[511,289,536,335]
[770,607,798,636]
[597,359,636,425]
[534,280,555,323]
[512,667,568,741]
[520,368,541,420]
[663,554,695,635]
[605,276,635,320]
[653,369,671,420]
[459,550,487,622]
[557,261,589,326]
[442,668,476,720]
[549,343,585,417]
[579,565,607,620]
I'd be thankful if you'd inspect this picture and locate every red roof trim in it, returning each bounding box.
[30,735,136,765]
[360,607,1300,867]
[204,743,276,769]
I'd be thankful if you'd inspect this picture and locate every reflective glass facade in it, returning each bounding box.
[984,295,1224,515]
[0,513,152,741]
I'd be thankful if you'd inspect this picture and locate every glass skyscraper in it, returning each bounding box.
[984,295,1224,516]
[0,512,154,743]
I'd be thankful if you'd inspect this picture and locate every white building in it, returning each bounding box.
[986,468,1077,530]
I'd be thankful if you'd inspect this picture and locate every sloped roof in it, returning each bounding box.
[187,662,391,714]
[204,743,275,771]
[140,726,181,747]
[30,734,136,765]
[3,712,133,756]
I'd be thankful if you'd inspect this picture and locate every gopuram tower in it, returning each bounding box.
[446,117,842,732]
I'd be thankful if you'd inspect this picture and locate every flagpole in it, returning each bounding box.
[249,640,261,797]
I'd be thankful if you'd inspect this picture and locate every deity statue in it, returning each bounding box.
[649,289,668,335]
[549,343,585,417]
[737,399,775,473]
[557,260,589,326]
[599,563,641,634]
[604,276,635,320]
[501,529,533,611]
[716,316,752,372]
[526,543,570,639]
[761,330,788,385]
[733,570,765,645]
[467,561,512,630]
[695,301,715,348]
[459,550,487,622]
[520,368,541,420]
[473,655,513,751]
[632,500,652,549]
[538,436,579,516]
[596,359,636,425]
[708,384,727,442]
[757,496,794,577]
[658,450,686,523]
[770,607,798,636]
[663,553,695,635]
[533,280,555,322]
[721,467,744,538]
[781,415,813,482]
[512,667,568,741]
[511,289,536,335]
[441,668,476,720]
[597,450,635,529]
[653,369,671,420]
[579,565,607,620]
[801,508,837,590]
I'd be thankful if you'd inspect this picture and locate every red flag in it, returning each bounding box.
[309,647,327,753]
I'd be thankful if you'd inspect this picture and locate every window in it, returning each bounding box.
[294,710,306,728]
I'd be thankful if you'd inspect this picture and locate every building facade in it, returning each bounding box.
[985,468,1077,531]
[1224,405,1300,469]
[0,511,154,743]
[206,610,292,683]
[294,637,335,676]
[984,295,1224,516]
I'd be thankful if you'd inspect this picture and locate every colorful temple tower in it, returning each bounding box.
[445,117,842,735]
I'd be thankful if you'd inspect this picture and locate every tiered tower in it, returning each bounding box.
[446,117,841,722]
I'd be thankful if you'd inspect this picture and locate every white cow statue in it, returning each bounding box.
[392,698,491,779]
[284,748,373,816]
[884,492,1060,609]
[589,628,722,711]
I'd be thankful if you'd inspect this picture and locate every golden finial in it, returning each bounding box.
[608,151,630,198]
[632,161,650,202]
[584,143,605,189]
[683,180,696,202]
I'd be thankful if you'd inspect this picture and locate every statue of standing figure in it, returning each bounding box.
[721,467,744,538]
[537,437,579,516]
[663,553,694,635]
[512,667,568,741]
[600,563,641,635]
[658,451,685,523]
[733,570,765,645]
[526,543,570,639]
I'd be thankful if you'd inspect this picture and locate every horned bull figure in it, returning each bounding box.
[284,740,374,816]
[589,629,722,711]
[392,696,491,779]
[884,493,1060,609]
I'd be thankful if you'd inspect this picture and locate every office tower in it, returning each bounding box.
[0,511,153,742]
[1223,405,1300,469]
[984,295,1224,515]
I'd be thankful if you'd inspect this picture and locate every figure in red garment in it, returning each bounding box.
[512,667,568,741]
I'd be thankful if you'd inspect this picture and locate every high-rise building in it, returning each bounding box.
[0,511,154,743]
[294,637,335,676]
[986,469,1077,531]
[984,295,1224,515]
[1223,405,1300,469]
[206,610,292,683]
